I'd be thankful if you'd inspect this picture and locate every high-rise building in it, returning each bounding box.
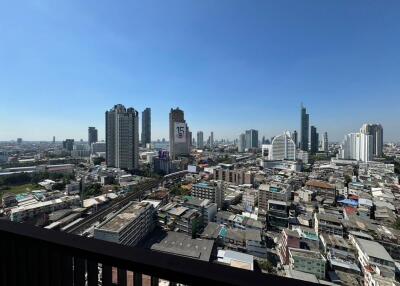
[17,138,22,144]
[52,136,55,144]
[262,136,266,145]
[339,132,372,162]
[105,104,139,171]
[63,139,74,151]
[210,132,214,148]
[323,132,328,154]
[310,126,319,154]
[141,107,151,147]
[269,131,296,160]
[238,133,246,152]
[360,124,383,157]
[197,131,204,149]
[291,131,298,148]
[245,129,258,149]
[88,127,98,146]
[300,104,309,151]
[169,107,190,159]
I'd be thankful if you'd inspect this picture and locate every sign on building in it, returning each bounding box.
[174,122,187,143]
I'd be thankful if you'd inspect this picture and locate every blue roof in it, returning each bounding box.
[337,199,358,207]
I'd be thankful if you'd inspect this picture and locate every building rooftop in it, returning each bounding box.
[355,238,394,263]
[321,233,350,250]
[217,250,254,271]
[201,222,222,239]
[97,202,152,233]
[289,248,326,260]
[306,180,335,190]
[151,232,214,262]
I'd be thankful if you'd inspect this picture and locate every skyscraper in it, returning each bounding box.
[291,130,298,148]
[210,132,214,148]
[340,132,372,162]
[63,139,74,151]
[197,131,204,149]
[300,104,309,151]
[269,131,296,160]
[323,132,328,154]
[238,133,246,152]
[88,127,98,146]
[141,108,151,147]
[360,124,383,157]
[245,129,258,149]
[310,126,319,154]
[169,108,190,159]
[106,104,139,171]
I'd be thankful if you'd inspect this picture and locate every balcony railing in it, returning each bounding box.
[0,219,318,286]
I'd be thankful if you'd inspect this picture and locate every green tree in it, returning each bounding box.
[258,260,276,274]
[393,217,400,230]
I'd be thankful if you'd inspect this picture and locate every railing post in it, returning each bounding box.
[73,257,86,286]
[87,260,99,286]
[102,264,113,286]
[134,272,142,286]
[117,268,127,286]
[151,276,159,286]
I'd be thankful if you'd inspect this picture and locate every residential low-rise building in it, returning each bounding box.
[314,213,344,237]
[288,248,326,280]
[191,181,224,208]
[10,195,80,222]
[183,197,217,225]
[268,200,290,229]
[258,182,292,211]
[94,201,155,246]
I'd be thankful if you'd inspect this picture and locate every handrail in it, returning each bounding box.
[0,220,318,286]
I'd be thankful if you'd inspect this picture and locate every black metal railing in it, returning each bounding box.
[0,220,318,286]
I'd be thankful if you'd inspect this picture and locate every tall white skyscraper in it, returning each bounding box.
[197,131,204,149]
[210,132,214,148]
[106,104,139,170]
[340,132,372,162]
[238,133,246,152]
[323,132,328,153]
[269,131,296,160]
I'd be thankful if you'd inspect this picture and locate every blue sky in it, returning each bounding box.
[0,1,399,142]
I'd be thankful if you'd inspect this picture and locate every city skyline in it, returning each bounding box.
[1,1,400,141]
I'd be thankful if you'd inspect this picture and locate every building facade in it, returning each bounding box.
[339,132,373,162]
[323,132,328,153]
[269,131,296,160]
[300,104,309,151]
[191,182,224,209]
[88,127,98,146]
[94,202,155,246]
[169,108,190,159]
[197,131,204,149]
[245,129,258,149]
[105,104,139,170]
[360,123,383,158]
[310,126,319,154]
[141,107,151,147]
[238,133,246,152]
